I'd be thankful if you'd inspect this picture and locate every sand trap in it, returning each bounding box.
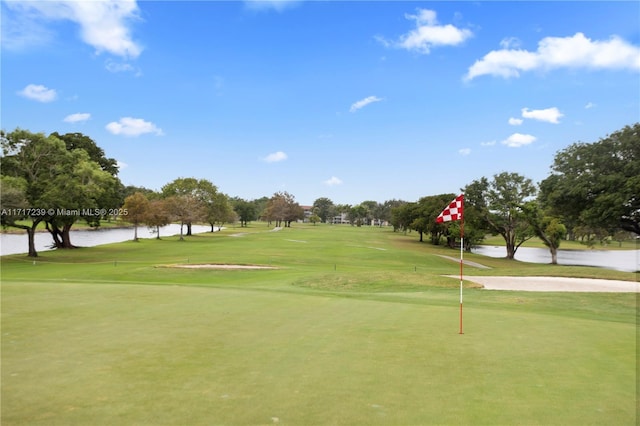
[451,276,640,293]
[162,264,278,270]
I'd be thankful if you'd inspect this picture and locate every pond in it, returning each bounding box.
[473,245,639,272]
[0,224,213,256]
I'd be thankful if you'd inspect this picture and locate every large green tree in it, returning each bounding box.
[144,199,172,239]
[264,191,303,227]
[540,123,640,236]
[0,130,115,254]
[464,172,536,259]
[231,198,257,227]
[42,148,116,248]
[390,202,414,233]
[51,132,124,226]
[312,197,335,223]
[522,201,567,264]
[348,204,369,227]
[161,177,215,235]
[416,194,456,244]
[374,199,404,227]
[205,192,235,232]
[51,132,119,175]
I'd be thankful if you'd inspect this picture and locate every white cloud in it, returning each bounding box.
[105,59,142,76]
[383,8,473,54]
[502,133,536,148]
[500,37,521,49]
[522,107,563,124]
[244,0,300,12]
[116,160,128,170]
[1,4,54,51]
[263,151,288,163]
[585,102,596,109]
[508,117,523,126]
[465,32,640,81]
[63,112,91,123]
[4,0,143,58]
[458,148,471,156]
[106,117,163,136]
[323,176,343,186]
[481,140,497,146]
[18,84,57,102]
[350,96,383,112]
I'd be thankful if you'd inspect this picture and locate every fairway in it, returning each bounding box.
[1,224,637,425]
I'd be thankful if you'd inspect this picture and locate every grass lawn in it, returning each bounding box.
[1,224,637,425]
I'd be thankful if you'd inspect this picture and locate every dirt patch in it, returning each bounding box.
[161,264,278,270]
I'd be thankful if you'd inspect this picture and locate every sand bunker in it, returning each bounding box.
[451,276,640,293]
[163,264,278,270]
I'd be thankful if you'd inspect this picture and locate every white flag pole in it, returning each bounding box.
[436,194,465,335]
[459,213,464,335]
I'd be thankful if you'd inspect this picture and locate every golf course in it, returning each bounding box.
[1,224,637,425]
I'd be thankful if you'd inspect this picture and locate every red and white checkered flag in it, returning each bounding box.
[436,194,464,223]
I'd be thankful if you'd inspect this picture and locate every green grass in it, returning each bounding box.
[2,224,638,425]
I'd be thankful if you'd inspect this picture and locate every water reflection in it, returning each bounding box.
[0,224,212,256]
[473,245,639,272]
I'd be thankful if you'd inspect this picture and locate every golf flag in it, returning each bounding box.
[436,194,465,334]
[436,194,464,223]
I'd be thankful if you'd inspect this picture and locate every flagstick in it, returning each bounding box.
[459,216,464,335]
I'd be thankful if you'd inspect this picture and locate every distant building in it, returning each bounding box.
[331,213,350,224]
[300,205,313,223]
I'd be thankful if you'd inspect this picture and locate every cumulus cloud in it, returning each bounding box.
[458,148,471,156]
[585,102,596,109]
[263,151,288,163]
[350,96,383,112]
[508,117,523,126]
[63,112,91,123]
[106,117,163,136]
[522,107,563,123]
[323,176,343,186]
[18,84,57,102]
[502,133,536,148]
[4,0,143,58]
[465,32,640,81]
[380,8,472,54]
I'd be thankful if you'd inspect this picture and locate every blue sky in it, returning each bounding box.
[2,1,639,206]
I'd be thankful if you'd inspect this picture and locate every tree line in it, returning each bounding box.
[1,124,638,261]
[386,123,639,263]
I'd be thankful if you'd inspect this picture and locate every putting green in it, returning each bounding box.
[1,280,636,425]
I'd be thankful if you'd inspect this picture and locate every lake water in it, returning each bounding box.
[0,224,213,256]
[473,245,639,273]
